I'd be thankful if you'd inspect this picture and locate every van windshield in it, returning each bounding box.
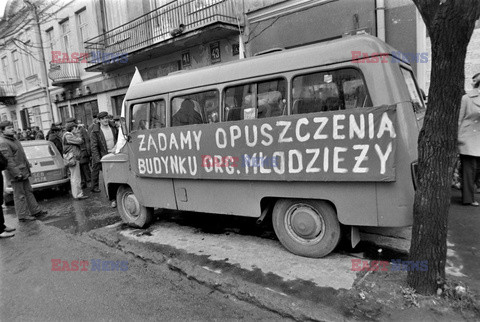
[400,67,426,129]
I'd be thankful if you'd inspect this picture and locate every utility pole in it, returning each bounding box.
[24,0,55,124]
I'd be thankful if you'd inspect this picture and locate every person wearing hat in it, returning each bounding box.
[113,115,121,129]
[63,121,89,200]
[0,121,48,222]
[66,117,91,189]
[90,111,118,195]
[48,124,63,154]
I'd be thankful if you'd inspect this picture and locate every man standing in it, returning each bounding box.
[0,121,47,222]
[458,72,480,206]
[90,112,118,194]
[48,124,63,154]
[0,150,15,238]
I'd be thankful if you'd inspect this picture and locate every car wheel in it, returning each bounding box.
[116,185,154,228]
[272,199,340,258]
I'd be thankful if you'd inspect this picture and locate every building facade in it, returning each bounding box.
[1,0,479,134]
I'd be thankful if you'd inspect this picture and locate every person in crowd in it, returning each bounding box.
[27,128,35,140]
[172,99,203,126]
[113,115,121,129]
[48,124,63,154]
[0,121,48,222]
[0,147,15,238]
[63,121,89,200]
[19,130,29,141]
[66,117,91,189]
[88,113,98,135]
[90,111,118,196]
[33,126,44,140]
[458,72,480,206]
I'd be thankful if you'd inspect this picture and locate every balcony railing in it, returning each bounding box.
[85,0,239,60]
[0,83,16,98]
[48,62,81,87]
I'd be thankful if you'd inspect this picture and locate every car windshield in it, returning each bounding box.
[23,144,56,159]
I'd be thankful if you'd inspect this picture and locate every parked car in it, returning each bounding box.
[3,140,69,204]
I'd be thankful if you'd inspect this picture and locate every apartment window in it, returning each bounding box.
[1,56,8,82]
[76,8,88,52]
[46,28,54,61]
[104,0,127,30]
[34,107,42,129]
[24,41,36,76]
[12,50,22,82]
[60,19,70,55]
[10,111,18,130]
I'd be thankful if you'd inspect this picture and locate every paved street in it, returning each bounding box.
[0,190,288,321]
[1,186,478,320]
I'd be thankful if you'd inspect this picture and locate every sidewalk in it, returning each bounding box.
[87,190,480,320]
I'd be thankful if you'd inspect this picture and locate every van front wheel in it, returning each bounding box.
[116,185,154,228]
[272,199,340,258]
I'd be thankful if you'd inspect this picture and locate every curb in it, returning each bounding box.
[89,225,346,322]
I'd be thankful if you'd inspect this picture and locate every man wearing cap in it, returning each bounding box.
[113,115,121,129]
[90,111,118,194]
[0,121,47,222]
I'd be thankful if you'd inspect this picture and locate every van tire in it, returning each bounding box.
[272,199,340,258]
[117,185,154,228]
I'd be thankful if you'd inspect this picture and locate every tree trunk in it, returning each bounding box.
[408,0,480,294]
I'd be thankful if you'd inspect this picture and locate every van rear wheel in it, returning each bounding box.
[117,185,154,228]
[272,199,340,258]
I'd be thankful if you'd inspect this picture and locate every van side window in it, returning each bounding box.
[171,90,219,127]
[292,68,371,115]
[130,103,149,131]
[224,78,287,121]
[150,100,166,129]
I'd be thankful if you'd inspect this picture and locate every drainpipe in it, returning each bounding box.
[376,0,386,41]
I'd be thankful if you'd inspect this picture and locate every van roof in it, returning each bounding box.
[126,35,403,100]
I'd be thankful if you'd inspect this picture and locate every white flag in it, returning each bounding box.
[115,67,143,154]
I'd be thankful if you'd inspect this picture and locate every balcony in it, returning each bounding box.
[0,83,16,104]
[48,62,81,87]
[84,0,241,72]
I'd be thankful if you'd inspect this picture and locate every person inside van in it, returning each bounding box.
[172,99,203,126]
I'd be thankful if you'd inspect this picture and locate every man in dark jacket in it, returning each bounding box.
[0,150,15,238]
[48,124,63,154]
[0,121,47,222]
[90,111,118,193]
